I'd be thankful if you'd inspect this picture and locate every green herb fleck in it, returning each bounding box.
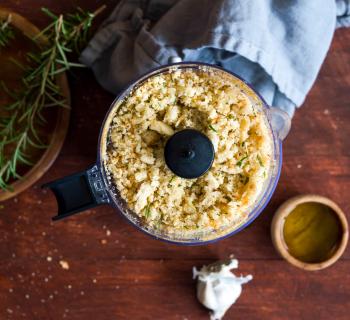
[236,155,248,167]
[144,203,152,218]
[217,111,236,121]
[157,213,164,227]
[208,124,217,133]
[257,155,264,167]
[168,176,176,185]
[241,141,245,147]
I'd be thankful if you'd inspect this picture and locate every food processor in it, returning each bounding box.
[43,62,291,244]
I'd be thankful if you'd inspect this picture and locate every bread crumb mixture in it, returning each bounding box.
[104,69,273,235]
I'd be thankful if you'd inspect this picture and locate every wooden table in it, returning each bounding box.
[1,1,349,319]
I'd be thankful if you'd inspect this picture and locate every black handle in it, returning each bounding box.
[42,165,110,221]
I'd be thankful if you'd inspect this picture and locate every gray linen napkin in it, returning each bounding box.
[80,0,350,117]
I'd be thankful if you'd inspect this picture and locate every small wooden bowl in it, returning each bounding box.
[271,194,348,271]
[0,9,70,201]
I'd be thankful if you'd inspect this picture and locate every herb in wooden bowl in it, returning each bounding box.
[0,6,105,197]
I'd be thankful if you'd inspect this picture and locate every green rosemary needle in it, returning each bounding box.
[0,15,14,48]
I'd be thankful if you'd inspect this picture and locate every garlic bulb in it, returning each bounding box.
[193,258,252,320]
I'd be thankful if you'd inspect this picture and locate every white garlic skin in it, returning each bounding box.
[193,259,252,320]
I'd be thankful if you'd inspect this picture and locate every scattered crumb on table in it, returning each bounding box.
[59,260,69,270]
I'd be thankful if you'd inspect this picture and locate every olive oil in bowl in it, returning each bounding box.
[283,202,342,263]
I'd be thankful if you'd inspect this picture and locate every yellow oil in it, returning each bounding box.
[283,202,342,263]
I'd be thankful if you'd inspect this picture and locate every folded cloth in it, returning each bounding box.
[337,0,350,27]
[80,0,350,117]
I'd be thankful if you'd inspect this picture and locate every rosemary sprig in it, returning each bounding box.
[0,15,14,48]
[0,6,105,191]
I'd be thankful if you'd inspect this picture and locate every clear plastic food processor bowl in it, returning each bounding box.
[44,63,291,245]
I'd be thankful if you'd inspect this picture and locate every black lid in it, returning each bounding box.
[164,129,215,179]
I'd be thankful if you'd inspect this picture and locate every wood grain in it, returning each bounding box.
[0,1,349,320]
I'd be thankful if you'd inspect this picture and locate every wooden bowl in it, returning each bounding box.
[0,9,70,201]
[271,194,348,271]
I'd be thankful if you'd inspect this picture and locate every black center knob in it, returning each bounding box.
[164,129,215,179]
[182,149,195,159]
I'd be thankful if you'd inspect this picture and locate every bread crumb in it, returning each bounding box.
[106,230,111,236]
[297,164,302,169]
[101,239,107,245]
[47,256,52,262]
[59,260,69,270]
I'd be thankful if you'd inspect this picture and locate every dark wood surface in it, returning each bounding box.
[1,1,349,319]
